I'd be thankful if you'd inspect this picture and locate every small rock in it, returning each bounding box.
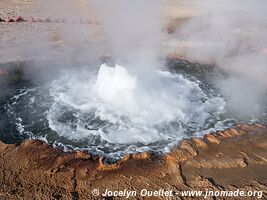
[45,18,52,23]
[192,138,207,148]
[73,151,90,159]
[5,17,14,22]
[36,18,44,22]
[86,19,92,25]
[61,19,68,23]
[0,18,3,22]
[80,19,84,24]
[132,152,151,160]
[261,48,267,55]
[166,26,175,34]
[27,16,36,22]
[204,134,220,144]
[14,16,24,22]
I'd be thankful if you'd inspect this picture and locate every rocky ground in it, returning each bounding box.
[0,125,266,199]
[1,1,267,200]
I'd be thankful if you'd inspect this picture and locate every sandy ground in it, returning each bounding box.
[0,0,198,63]
[0,1,105,63]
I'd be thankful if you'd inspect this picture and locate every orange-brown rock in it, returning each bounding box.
[0,124,266,199]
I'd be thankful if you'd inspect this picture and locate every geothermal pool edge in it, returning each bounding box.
[0,124,266,199]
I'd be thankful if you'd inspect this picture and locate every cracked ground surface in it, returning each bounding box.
[0,124,266,199]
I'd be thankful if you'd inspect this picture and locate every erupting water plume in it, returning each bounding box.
[46,64,225,147]
[5,62,227,156]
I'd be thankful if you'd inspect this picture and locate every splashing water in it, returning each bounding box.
[6,63,227,156]
[48,64,225,144]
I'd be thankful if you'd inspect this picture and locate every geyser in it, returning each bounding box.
[5,62,228,157]
[92,64,225,126]
[1,0,249,157]
[48,63,226,145]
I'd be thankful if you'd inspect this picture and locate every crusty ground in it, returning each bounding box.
[0,125,266,199]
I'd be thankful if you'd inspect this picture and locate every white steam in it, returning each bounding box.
[3,0,266,154]
[90,0,163,68]
[174,0,267,118]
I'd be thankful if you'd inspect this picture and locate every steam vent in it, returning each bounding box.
[0,0,267,199]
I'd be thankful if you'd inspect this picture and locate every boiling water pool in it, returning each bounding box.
[5,63,234,158]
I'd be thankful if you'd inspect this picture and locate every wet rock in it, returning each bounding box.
[192,138,207,148]
[73,151,91,159]
[132,152,151,160]
[204,134,221,144]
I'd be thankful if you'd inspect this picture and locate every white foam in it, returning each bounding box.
[47,64,225,145]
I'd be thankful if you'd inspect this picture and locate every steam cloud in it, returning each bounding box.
[90,0,163,69]
[2,0,266,154]
[175,0,267,118]
[2,0,266,122]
